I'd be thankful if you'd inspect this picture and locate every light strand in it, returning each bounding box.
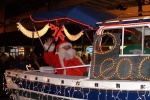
[16,22,49,38]
[63,25,84,41]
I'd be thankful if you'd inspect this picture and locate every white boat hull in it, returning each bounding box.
[5,70,150,100]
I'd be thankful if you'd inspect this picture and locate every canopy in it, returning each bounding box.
[30,5,116,29]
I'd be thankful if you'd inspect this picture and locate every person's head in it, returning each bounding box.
[0,53,8,64]
[62,45,71,50]
[56,41,76,60]
[56,41,72,51]
[131,31,142,44]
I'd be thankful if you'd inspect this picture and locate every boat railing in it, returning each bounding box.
[34,64,91,77]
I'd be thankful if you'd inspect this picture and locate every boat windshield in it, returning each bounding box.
[96,26,150,56]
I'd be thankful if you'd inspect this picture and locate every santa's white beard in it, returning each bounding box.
[58,48,76,60]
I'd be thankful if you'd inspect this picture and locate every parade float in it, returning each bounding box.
[4,5,150,100]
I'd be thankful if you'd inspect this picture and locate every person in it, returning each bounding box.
[0,53,11,98]
[123,31,150,54]
[43,38,87,76]
[87,54,91,64]
[16,54,27,70]
[81,54,88,64]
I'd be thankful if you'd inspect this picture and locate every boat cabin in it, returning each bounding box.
[91,16,150,80]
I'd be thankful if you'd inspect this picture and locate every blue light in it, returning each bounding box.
[86,46,93,54]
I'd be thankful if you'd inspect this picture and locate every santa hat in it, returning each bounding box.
[56,41,72,50]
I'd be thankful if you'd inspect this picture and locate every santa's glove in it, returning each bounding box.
[44,43,55,52]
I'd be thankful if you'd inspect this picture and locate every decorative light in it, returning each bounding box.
[4,73,150,99]
[92,57,133,80]
[92,55,150,80]
[138,56,150,80]
[92,32,117,79]
[116,90,121,100]
[116,58,132,80]
[98,89,101,100]
[63,25,84,41]
[50,24,65,41]
[94,32,117,54]
[17,22,84,41]
[100,58,115,79]
[16,22,49,38]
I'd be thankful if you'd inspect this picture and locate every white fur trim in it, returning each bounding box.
[59,42,72,49]
[58,52,66,75]
[44,44,55,51]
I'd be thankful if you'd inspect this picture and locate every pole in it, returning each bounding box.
[137,0,143,16]
[32,23,55,67]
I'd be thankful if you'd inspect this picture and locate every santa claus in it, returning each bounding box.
[44,38,87,76]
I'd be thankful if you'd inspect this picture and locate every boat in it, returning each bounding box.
[4,12,150,100]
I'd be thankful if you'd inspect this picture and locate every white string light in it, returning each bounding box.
[116,90,121,100]
[105,89,107,100]
[111,90,115,99]
[16,22,49,38]
[63,25,84,41]
[98,88,101,100]
[4,72,150,100]
[86,88,90,99]
[137,91,142,100]
[142,91,146,100]
[126,91,129,100]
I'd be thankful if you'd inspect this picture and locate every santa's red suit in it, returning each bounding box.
[44,41,87,76]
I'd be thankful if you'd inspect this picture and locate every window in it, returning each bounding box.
[95,28,120,54]
[120,26,150,56]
